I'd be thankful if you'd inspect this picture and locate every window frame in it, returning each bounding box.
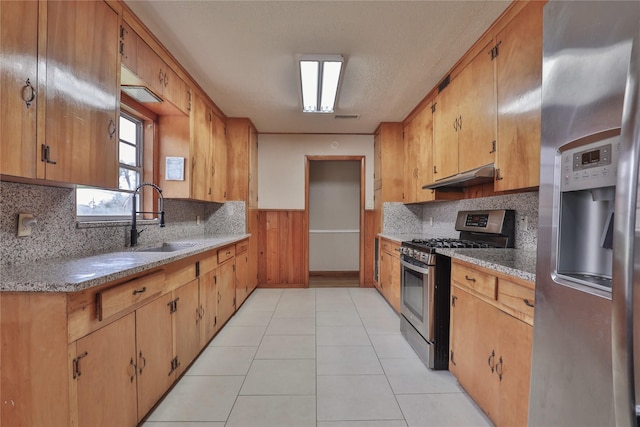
[76,101,157,223]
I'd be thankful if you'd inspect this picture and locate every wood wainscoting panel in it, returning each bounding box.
[258,210,306,287]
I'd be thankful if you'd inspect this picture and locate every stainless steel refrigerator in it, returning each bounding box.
[530,2,640,426]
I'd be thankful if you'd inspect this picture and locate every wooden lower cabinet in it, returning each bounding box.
[200,268,218,345]
[174,278,201,377]
[449,261,533,427]
[378,238,401,312]
[74,313,138,427]
[135,293,174,421]
[236,245,250,307]
[1,239,250,426]
[217,258,236,327]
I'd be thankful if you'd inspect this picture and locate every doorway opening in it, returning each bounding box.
[305,156,365,287]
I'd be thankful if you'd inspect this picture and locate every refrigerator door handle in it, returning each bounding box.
[612,25,640,427]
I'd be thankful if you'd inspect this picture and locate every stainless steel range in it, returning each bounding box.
[399,209,515,370]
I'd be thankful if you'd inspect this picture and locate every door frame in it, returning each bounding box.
[305,155,366,287]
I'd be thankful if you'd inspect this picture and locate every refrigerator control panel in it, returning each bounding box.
[560,135,620,192]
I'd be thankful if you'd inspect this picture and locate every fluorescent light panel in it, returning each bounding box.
[299,55,343,113]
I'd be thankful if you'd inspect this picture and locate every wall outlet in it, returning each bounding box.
[196,215,200,225]
[522,215,528,231]
[17,213,36,237]
[429,217,433,227]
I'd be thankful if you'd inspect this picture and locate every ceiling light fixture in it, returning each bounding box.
[299,54,343,113]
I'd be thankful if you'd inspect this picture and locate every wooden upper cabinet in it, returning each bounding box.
[457,40,497,173]
[404,103,435,203]
[432,87,459,180]
[191,92,213,201]
[495,1,543,191]
[120,20,190,116]
[119,21,137,73]
[433,42,496,181]
[211,113,228,202]
[44,0,119,187]
[0,0,38,179]
[226,118,258,206]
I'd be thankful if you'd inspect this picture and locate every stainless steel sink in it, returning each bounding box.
[136,242,198,252]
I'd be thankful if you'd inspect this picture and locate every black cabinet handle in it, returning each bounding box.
[524,298,535,308]
[133,286,146,295]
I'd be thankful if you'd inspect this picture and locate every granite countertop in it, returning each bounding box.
[378,233,536,283]
[0,234,249,293]
[437,248,537,283]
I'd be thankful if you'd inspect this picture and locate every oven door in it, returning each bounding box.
[400,257,435,342]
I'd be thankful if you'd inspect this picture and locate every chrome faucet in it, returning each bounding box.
[130,182,165,247]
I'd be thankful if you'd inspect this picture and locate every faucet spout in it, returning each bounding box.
[130,182,165,247]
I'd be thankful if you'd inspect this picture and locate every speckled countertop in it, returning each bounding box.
[437,248,536,282]
[378,233,537,283]
[0,234,249,293]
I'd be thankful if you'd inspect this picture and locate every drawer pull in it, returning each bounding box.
[523,298,535,308]
[132,286,147,295]
[464,275,476,283]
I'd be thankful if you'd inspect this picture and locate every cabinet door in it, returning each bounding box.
[249,123,259,207]
[163,65,190,115]
[217,259,236,327]
[432,89,459,180]
[119,21,138,73]
[457,41,496,173]
[496,311,533,427]
[136,38,165,97]
[200,269,218,344]
[75,313,137,427]
[44,0,119,187]
[403,122,417,202]
[406,104,435,202]
[388,253,401,313]
[191,93,212,201]
[135,293,174,421]
[211,113,228,202]
[174,278,201,377]
[495,1,543,191]
[0,0,37,179]
[449,286,498,423]
[236,251,250,307]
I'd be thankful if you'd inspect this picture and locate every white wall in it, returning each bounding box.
[309,161,360,271]
[257,134,374,209]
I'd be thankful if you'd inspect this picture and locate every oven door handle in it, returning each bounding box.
[400,259,433,275]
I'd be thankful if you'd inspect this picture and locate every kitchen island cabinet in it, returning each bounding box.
[0,236,249,427]
[449,259,533,427]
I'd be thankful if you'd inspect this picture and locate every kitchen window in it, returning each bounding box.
[76,113,143,220]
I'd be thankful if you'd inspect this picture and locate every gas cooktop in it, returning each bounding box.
[400,210,516,260]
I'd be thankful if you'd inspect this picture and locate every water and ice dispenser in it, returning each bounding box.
[556,132,620,292]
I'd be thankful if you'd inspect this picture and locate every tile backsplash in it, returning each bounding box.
[0,181,245,268]
[384,191,539,250]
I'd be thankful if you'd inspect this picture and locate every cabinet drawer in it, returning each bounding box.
[199,250,218,275]
[218,245,235,263]
[165,262,197,290]
[381,239,400,257]
[96,271,165,321]
[498,278,535,318]
[451,263,497,300]
[236,240,248,254]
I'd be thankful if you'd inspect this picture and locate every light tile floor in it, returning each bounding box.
[142,288,492,427]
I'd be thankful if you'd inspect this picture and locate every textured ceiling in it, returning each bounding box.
[124,1,511,134]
